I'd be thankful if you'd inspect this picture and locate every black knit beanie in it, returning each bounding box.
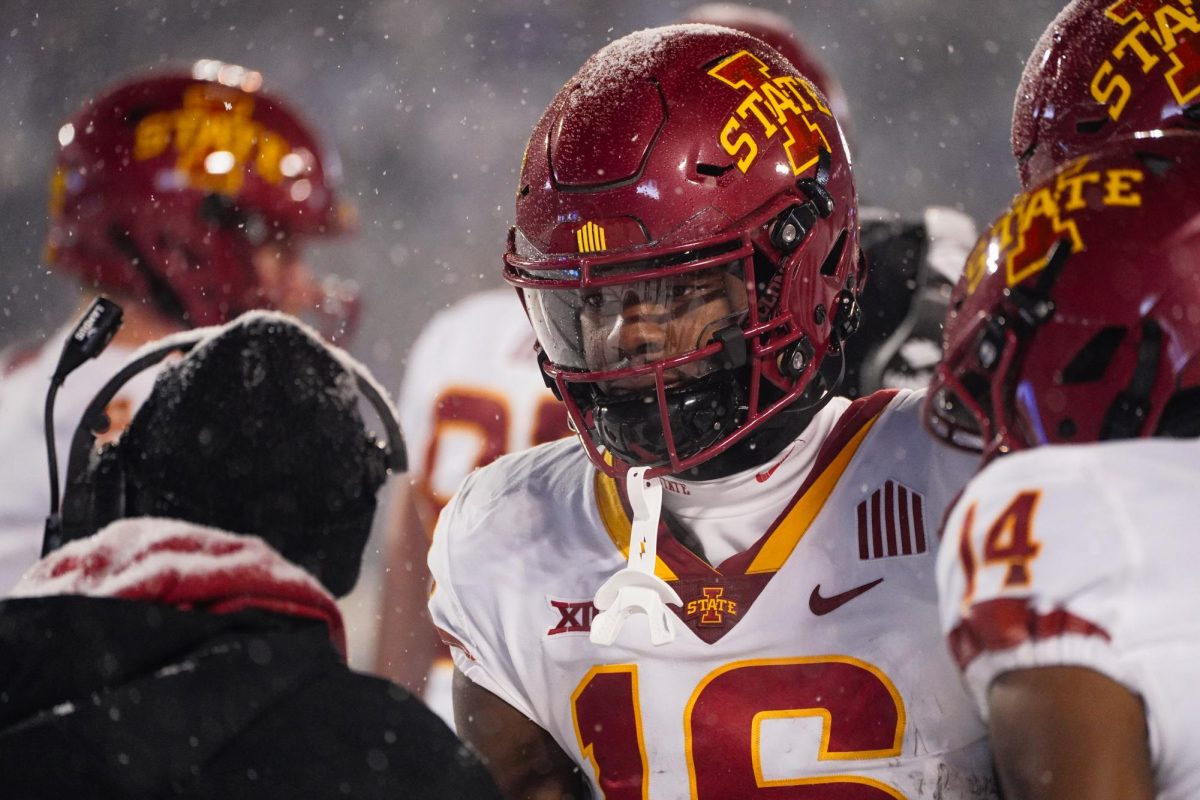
[119,313,388,597]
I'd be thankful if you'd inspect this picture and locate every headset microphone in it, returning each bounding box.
[44,297,125,546]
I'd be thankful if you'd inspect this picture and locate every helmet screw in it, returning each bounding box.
[790,347,807,373]
[779,336,814,378]
[977,338,999,370]
[779,222,799,246]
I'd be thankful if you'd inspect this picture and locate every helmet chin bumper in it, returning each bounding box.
[588,370,747,472]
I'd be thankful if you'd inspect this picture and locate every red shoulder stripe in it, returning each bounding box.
[948,596,1111,671]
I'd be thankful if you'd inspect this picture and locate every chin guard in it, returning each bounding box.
[589,467,682,647]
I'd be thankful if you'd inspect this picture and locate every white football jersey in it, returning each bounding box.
[399,288,570,529]
[0,329,156,595]
[938,439,1200,799]
[430,389,997,799]
[389,288,570,723]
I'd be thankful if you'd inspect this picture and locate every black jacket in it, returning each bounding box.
[0,595,501,799]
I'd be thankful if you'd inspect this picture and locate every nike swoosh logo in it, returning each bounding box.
[809,578,884,616]
[755,445,796,483]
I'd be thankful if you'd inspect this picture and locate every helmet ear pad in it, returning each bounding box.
[54,442,128,553]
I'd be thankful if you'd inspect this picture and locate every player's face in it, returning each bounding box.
[520,261,749,393]
[250,235,320,315]
[577,264,748,393]
[579,266,740,391]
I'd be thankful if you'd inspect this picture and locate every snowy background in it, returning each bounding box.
[1,0,1065,392]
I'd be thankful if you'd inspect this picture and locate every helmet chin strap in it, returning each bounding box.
[107,226,193,327]
[590,466,682,647]
[589,369,746,473]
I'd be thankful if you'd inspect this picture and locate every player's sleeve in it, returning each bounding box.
[936,451,1136,718]
[426,474,539,721]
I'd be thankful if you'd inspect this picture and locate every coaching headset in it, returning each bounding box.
[42,297,406,556]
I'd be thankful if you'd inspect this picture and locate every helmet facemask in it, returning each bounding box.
[517,241,752,472]
[509,174,855,478]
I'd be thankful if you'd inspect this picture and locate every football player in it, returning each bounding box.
[374,1,974,714]
[373,289,571,717]
[429,25,997,799]
[376,5,976,717]
[1012,0,1200,187]
[927,132,1200,799]
[0,61,357,594]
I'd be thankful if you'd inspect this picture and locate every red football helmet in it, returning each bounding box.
[504,25,860,478]
[926,132,1200,461]
[677,4,851,125]
[46,60,358,331]
[1013,0,1200,187]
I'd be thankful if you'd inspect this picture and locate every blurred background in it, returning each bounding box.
[3,0,1065,383]
[0,0,1068,662]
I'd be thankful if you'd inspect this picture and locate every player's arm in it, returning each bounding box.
[453,668,589,800]
[373,479,442,691]
[987,666,1154,800]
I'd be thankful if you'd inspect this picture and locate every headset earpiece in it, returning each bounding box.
[46,310,407,556]
[50,443,126,555]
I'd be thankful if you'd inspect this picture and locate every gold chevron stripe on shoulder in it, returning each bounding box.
[747,410,885,574]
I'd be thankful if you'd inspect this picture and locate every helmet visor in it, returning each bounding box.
[523,262,749,392]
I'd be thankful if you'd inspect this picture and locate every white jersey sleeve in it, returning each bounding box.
[427,454,545,722]
[937,439,1200,797]
[938,446,1136,711]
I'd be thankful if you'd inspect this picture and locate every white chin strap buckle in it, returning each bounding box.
[590,467,681,647]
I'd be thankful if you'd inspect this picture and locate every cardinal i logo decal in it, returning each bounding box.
[964,156,1145,294]
[707,50,832,176]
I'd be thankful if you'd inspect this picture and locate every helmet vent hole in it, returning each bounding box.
[696,162,733,178]
[123,104,157,128]
[960,371,993,420]
[818,229,848,277]
[1059,326,1127,385]
[1183,103,1200,122]
[1156,386,1200,437]
[1135,151,1177,176]
[1075,118,1108,135]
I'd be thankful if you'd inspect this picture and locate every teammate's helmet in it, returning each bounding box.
[677,4,851,125]
[1012,0,1200,187]
[504,26,860,477]
[46,61,353,327]
[925,132,1200,461]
